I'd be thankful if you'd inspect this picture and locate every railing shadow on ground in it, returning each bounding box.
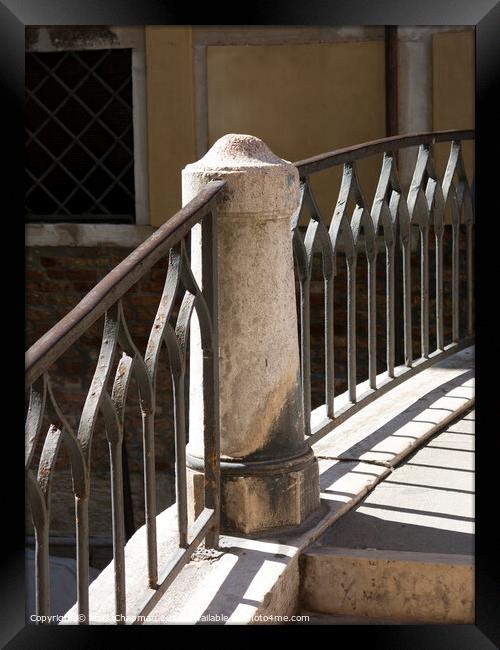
[189,410,474,624]
[318,411,475,557]
[318,368,473,493]
[173,378,475,624]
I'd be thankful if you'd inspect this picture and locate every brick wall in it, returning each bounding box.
[26,246,178,556]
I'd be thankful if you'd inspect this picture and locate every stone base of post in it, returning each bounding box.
[187,449,319,535]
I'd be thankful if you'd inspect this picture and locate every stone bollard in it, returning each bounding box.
[182,134,320,535]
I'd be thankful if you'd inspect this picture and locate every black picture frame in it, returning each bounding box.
[5,1,499,646]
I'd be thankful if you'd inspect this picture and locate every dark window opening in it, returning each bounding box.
[25,49,135,224]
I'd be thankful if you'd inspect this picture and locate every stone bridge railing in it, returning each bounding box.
[25,129,474,624]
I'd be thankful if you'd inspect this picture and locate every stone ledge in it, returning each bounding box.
[25,223,156,248]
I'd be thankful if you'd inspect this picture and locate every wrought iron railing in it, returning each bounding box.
[25,129,475,624]
[292,130,474,441]
[25,180,224,623]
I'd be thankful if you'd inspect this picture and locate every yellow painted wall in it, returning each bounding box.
[206,42,386,221]
[144,31,474,227]
[145,26,196,227]
[432,30,475,186]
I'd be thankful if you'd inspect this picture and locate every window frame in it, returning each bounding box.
[25,26,150,229]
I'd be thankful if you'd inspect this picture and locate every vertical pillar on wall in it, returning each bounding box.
[397,28,433,189]
[183,133,320,535]
[396,28,434,363]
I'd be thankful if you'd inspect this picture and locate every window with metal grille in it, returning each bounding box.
[25,49,136,223]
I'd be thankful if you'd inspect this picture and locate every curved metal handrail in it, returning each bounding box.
[294,129,475,176]
[291,130,474,441]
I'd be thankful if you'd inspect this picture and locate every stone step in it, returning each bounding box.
[300,546,473,623]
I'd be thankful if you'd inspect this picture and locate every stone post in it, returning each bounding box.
[182,134,320,535]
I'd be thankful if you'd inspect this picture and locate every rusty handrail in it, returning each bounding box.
[294,129,475,176]
[25,181,225,387]
[291,130,474,441]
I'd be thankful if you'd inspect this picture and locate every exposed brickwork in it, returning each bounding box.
[26,246,178,542]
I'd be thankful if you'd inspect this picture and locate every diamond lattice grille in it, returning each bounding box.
[25,48,135,223]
